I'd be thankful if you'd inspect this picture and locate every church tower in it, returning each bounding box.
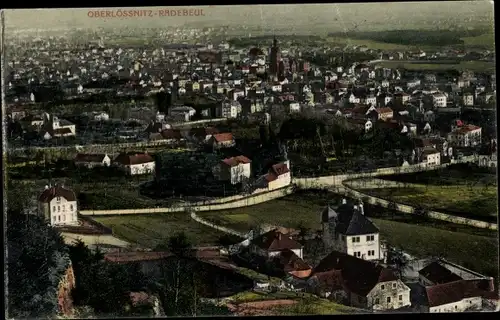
[269,36,281,77]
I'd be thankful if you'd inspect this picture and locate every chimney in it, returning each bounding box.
[359,203,364,215]
[341,198,347,205]
[44,185,49,190]
[353,205,358,211]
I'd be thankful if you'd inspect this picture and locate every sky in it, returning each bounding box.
[1,2,495,33]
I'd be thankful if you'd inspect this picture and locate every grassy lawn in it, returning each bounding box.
[91,214,229,248]
[376,60,495,73]
[371,219,498,278]
[364,184,497,222]
[199,191,498,278]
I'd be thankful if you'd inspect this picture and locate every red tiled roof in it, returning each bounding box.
[426,279,498,307]
[222,155,251,167]
[213,133,234,142]
[277,249,311,273]
[74,153,108,163]
[251,229,303,251]
[376,107,393,114]
[271,163,290,176]
[160,128,182,140]
[38,186,76,203]
[453,124,481,134]
[114,152,154,165]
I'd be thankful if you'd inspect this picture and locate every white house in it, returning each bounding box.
[287,102,301,113]
[321,201,383,262]
[420,148,441,166]
[462,93,474,107]
[38,185,78,226]
[417,259,497,312]
[217,100,241,119]
[259,160,291,191]
[91,111,110,121]
[432,93,447,108]
[212,155,252,185]
[113,152,155,175]
[447,125,482,148]
[74,153,111,168]
[169,106,196,122]
[42,113,76,138]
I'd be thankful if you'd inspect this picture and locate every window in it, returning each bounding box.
[58,206,60,212]
[366,235,375,241]
[375,298,380,305]
[352,237,360,243]
[393,283,396,289]
[70,205,74,211]
[387,297,391,303]
[62,205,65,211]
[399,295,402,301]
[53,206,56,212]
[57,197,61,201]
[381,285,385,290]
[58,216,61,222]
[368,250,375,256]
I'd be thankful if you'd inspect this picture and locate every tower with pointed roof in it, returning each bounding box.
[320,200,383,261]
[269,36,281,77]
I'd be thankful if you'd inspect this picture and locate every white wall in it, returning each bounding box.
[429,297,482,313]
[367,280,411,311]
[47,197,78,226]
[346,233,381,261]
[123,162,156,175]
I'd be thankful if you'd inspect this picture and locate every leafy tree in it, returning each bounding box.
[7,211,70,319]
[388,247,410,279]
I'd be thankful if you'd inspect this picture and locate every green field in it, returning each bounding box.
[376,60,495,73]
[228,290,362,315]
[461,32,495,49]
[91,214,231,248]
[198,191,498,278]
[364,184,497,222]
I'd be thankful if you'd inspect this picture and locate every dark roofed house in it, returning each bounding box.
[74,153,111,168]
[250,229,304,259]
[313,250,411,311]
[419,261,463,286]
[321,201,383,262]
[424,279,498,313]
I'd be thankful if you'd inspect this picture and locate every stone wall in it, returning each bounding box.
[79,186,295,216]
[340,180,498,231]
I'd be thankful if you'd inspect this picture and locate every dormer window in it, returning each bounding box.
[56,197,61,202]
[381,284,385,290]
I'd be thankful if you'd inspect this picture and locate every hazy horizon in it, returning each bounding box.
[1,2,495,34]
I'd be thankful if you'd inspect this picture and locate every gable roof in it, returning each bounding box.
[276,249,311,273]
[251,229,303,251]
[38,186,76,203]
[328,203,379,235]
[425,279,498,307]
[314,250,398,296]
[222,155,251,167]
[419,261,462,284]
[312,270,345,293]
[114,152,155,165]
[212,132,234,142]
